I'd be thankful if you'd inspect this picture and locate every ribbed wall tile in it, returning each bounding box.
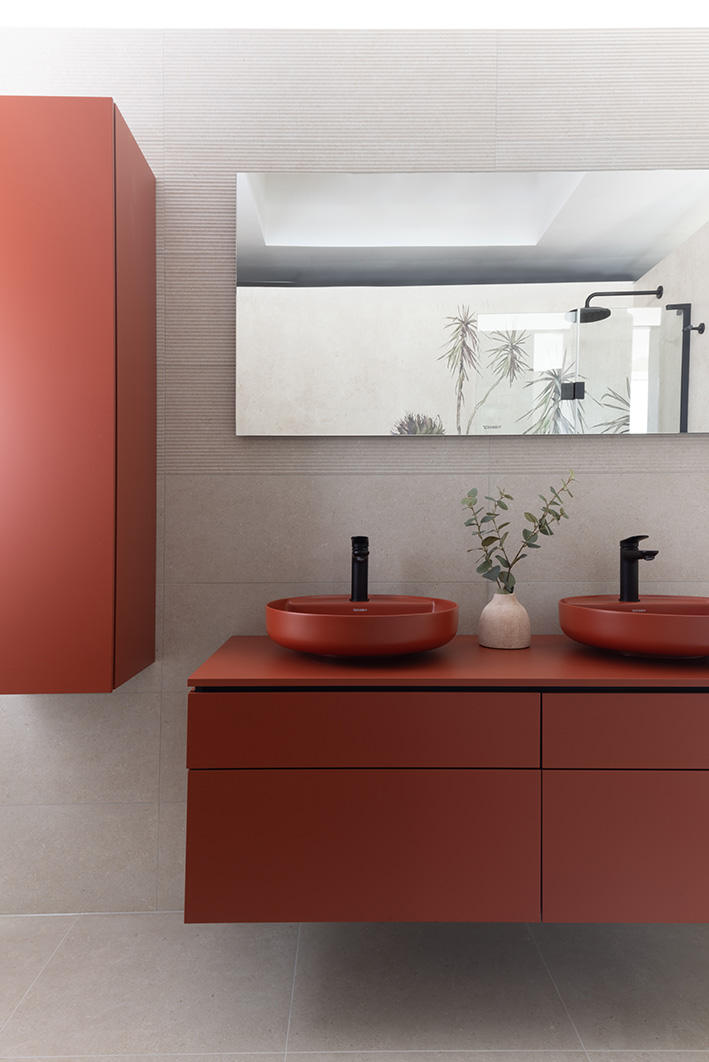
[497,30,709,144]
[163,30,498,171]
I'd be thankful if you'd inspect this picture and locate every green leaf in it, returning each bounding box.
[476,559,492,573]
[497,500,508,510]
[467,488,478,498]
[497,521,510,530]
[481,536,498,547]
[502,493,514,500]
[524,512,536,523]
[463,518,475,526]
[495,554,508,567]
[480,515,493,524]
[483,566,502,582]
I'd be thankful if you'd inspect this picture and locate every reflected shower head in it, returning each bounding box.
[566,284,663,324]
[565,305,611,323]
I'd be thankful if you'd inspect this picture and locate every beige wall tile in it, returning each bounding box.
[0,694,161,805]
[157,801,186,912]
[0,805,159,915]
[476,471,709,587]
[164,474,491,584]
[0,913,297,1054]
[159,694,188,802]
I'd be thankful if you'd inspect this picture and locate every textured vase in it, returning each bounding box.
[478,591,531,649]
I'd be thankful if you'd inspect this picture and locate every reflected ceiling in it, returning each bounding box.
[236,170,709,286]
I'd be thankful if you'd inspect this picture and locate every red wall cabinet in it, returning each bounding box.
[0,96,156,692]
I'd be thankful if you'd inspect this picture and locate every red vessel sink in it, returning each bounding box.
[266,594,459,657]
[559,595,709,657]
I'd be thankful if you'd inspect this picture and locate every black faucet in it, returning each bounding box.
[619,535,659,602]
[350,536,370,602]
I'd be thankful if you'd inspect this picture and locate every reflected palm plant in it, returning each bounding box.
[520,352,587,435]
[391,412,446,435]
[593,379,631,433]
[465,328,532,434]
[438,306,479,434]
[487,329,531,385]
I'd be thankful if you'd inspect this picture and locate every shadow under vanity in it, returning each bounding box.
[185,635,709,924]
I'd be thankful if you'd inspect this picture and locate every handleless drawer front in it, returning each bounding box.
[187,690,540,768]
[185,767,541,923]
[543,691,709,768]
[543,769,709,922]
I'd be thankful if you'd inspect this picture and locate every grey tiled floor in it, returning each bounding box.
[1,914,709,1060]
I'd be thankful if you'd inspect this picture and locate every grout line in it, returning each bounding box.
[0,913,79,1035]
[0,909,183,919]
[527,924,592,1062]
[283,921,302,1061]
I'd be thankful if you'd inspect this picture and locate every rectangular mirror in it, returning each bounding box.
[236,171,709,436]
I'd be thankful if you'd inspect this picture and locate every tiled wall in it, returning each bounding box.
[0,28,707,915]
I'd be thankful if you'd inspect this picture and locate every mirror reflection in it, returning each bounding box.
[236,171,709,436]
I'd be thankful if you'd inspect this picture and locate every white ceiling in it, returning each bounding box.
[236,170,709,287]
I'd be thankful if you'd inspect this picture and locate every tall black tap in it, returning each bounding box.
[619,535,659,602]
[350,536,370,602]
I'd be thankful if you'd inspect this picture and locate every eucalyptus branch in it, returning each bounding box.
[461,471,575,593]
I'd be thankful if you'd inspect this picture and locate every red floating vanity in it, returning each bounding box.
[185,636,709,924]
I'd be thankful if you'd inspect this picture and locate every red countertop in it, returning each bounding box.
[188,635,709,689]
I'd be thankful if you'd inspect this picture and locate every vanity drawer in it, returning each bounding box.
[187,690,540,768]
[185,767,541,923]
[543,769,709,922]
[543,691,709,768]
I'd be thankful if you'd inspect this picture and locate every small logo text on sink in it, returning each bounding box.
[352,608,368,612]
[632,608,647,613]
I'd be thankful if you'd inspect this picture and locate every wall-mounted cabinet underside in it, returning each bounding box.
[184,637,709,924]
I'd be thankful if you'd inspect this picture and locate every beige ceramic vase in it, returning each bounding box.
[478,591,531,649]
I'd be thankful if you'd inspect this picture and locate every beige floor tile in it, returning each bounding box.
[588,1053,709,1061]
[289,1055,588,1062]
[157,801,186,912]
[0,693,161,805]
[0,1057,282,1062]
[531,923,709,1050]
[0,804,158,914]
[0,915,76,1027]
[287,922,581,1052]
[0,913,297,1055]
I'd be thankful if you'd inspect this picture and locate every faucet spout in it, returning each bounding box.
[350,536,370,602]
[619,535,659,602]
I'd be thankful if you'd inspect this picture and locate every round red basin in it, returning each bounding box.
[266,594,459,657]
[559,594,709,657]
